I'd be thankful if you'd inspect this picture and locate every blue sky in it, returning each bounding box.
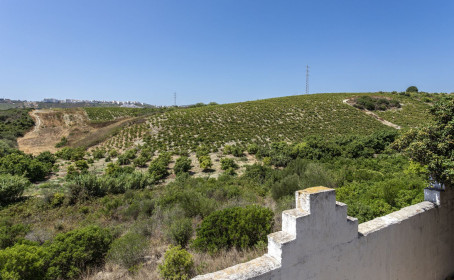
[1,0,453,106]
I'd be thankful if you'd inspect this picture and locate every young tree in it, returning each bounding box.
[174,156,191,175]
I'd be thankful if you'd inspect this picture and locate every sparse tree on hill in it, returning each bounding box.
[406,86,419,93]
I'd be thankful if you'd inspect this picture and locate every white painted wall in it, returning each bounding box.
[193,186,454,280]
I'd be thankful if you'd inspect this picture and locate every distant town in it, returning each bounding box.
[0,97,218,110]
[0,97,157,109]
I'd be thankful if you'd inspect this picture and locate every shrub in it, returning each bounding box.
[92,148,106,160]
[107,232,149,269]
[192,205,274,252]
[148,153,171,180]
[271,174,300,200]
[124,149,137,160]
[195,146,209,159]
[159,246,194,280]
[231,145,244,157]
[166,218,193,248]
[109,149,118,158]
[0,243,48,280]
[354,96,400,111]
[75,160,89,172]
[220,158,237,170]
[0,219,29,249]
[0,174,30,205]
[247,143,259,154]
[117,154,130,165]
[174,156,191,175]
[223,145,233,155]
[66,165,79,179]
[69,173,106,197]
[35,151,57,166]
[55,147,85,161]
[105,163,134,176]
[244,164,273,184]
[133,156,148,167]
[175,190,218,218]
[0,153,51,182]
[45,225,112,279]
[55,137,68,148]
[198,155,212,171]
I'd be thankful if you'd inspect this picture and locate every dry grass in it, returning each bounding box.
[191,247,266,275]
[84,246,265,280]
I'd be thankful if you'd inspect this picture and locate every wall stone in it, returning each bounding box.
[193,186,454,280]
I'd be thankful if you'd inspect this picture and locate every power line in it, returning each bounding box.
[306,65,309,95]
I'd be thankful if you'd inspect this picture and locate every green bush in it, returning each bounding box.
[247,143,259,154]
[0,174,30,205]
[69,173,106,197]
[244,164,273,185]
[174,156,191,175]
[198,155,212,171]
[166,218,193,248]
[195,146,209,159]
[231,145,244,157]
[55,137,68,148]
[0,219,29,249]
[92,148,106,160]
[105,163,134,177]
[117,154,130,165]
[107,232,149,269]
[354,96,400,111]
[133,156,148,167]
[55,147,85,161]
[74,160,89,172]
[0,152,52,182]
[220,158,237,170]
[0,243,48,280]
[45,225,112,279]
[269,142,292,167]
[148,153,171,180]
[192,205,274,252]
[109,149,118,158]
[35,151,57,166]
[271,174,300,200]
[159,246,194,280]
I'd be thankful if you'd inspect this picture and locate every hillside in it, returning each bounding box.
[97,92,432,153]
[17,108,142,155]
[3,92,448,280]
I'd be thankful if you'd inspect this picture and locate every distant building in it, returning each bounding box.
[43,98,60,103]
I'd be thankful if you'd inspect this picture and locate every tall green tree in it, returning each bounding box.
[393,95,453,188]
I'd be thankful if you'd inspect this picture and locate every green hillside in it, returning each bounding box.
[101,92,431,152]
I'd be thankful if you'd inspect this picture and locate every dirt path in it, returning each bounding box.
[31,110,41,132]
[343,99,401,129]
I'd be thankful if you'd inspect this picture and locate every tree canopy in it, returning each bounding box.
[406,86,419,93]
[393,95,453,188]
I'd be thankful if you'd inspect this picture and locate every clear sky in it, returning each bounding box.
[1,0,453,106]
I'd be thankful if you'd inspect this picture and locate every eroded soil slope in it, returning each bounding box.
[18,108,133,155]
[18,109,92,155]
